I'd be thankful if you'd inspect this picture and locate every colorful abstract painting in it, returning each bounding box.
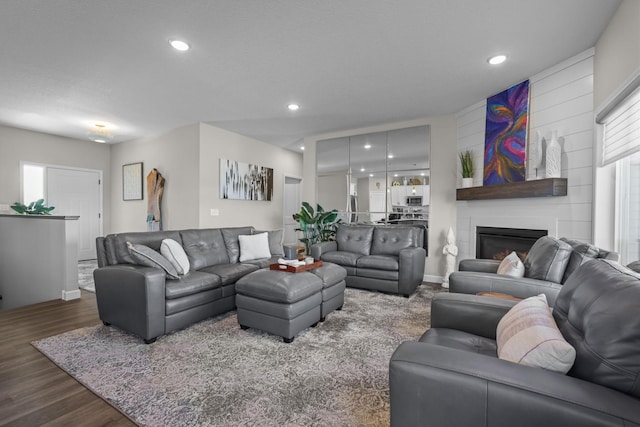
[483,80,529,185]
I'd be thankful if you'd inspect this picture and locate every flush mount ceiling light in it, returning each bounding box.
[288,103,300,111]
[488,54,507,65]
[87,122,114,143]
[169,39,190,51]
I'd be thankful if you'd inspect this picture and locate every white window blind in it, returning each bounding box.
[597,72,640,166]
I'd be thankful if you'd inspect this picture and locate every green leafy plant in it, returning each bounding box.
[10,199,55,215]
[459,149,474,178]
[292,202,342,254]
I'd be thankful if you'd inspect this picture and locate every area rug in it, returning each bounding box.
[33,284,442,426]
[78,259,98,292]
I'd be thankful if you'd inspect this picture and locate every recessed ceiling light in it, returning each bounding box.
[488,54,507,65]
[364,143,371,149]
[300,146,305,151]
[360,168,365,172]
[169,39,190,51]
[388,154,394,159]
[369,174,374,177]
[288,104,300,111]
[394,174,398,177]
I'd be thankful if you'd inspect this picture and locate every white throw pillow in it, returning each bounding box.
[160,239,190,275]
[496,294,576,373]
[497,251,525,278]
[238,232,271,262]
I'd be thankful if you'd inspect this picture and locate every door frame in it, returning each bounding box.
[283,174,303,245]
[20,161,104,240]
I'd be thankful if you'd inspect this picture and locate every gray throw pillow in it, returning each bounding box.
[127,242,180,279]
[253,229,284,256]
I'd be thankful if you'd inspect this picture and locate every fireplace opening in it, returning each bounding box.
[476,226,548,261]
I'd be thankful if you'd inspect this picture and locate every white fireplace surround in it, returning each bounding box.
[469,216,559,258]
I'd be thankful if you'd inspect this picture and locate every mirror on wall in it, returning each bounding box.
[316,125,430,253]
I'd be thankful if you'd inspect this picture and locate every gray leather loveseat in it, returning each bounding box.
[390,259,640,427]
[310,224,426,297]
[94,226,282,343]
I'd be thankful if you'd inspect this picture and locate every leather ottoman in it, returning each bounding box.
[310,262,347,321]
[235,269,323,343]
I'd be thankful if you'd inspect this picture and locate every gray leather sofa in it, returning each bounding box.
[389,259,640,427]
[310,224,426,297]
[449,236,618,306]
[94,226,282,343]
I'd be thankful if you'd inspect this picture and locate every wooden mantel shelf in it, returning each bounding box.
[456,178,567,201]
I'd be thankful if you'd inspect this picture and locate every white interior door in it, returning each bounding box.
[283,176,302,245]
[47,167,102,261]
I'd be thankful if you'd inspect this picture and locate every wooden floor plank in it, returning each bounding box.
[0,291,134,426]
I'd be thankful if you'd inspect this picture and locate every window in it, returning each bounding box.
[22,163,45,204]
[615,153,640,264]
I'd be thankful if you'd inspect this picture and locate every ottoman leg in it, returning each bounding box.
[336,305,343,311]
[240,325,249,330]
[283,337,294,343]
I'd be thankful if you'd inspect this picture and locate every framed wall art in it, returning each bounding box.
[123,162,143,201]
[483,80,530,185]
[220,158,273,201]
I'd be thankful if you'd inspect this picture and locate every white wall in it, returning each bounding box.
[302,116,457,280]
[0,124,112,232]
[110,123,200,232]
[198,123,303,230]
[456,49,598,260]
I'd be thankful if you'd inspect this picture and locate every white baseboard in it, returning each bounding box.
[424,274,444,284]
[62,289,81,301]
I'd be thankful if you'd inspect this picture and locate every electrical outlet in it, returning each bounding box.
[210,208,220,216]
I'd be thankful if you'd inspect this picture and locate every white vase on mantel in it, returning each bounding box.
[462,177,474,188]
[545,131,561,178]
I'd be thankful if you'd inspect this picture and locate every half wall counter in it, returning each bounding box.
[0,214,80,310]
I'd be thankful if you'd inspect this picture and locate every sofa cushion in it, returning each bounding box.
[254,229,284,257]
[107,231,183,265]
[419,328,497,357]
[164,271,222,299]
[160,238,190,275]
[238,232,271,262]
[523,236,572,283]
[497,251,525,278]
[127,242,180,279]
[357,255,399,271]
[497,294,576,373]
[180,229,230,270]
[335,225,374,256]
[222,227,254,263]
[370,226,419,256]
[200,263,259,286]
[554,259,640,398]
[320,251,362,267]
[560,238,600,283]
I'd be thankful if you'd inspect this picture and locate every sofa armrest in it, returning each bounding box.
[390,342,640,427]
[311,241,337,260]
[94,265,166,342]
[459,258,501,273]
[449,271,562,306]
[397,246,426,296]
[431,293,515,339]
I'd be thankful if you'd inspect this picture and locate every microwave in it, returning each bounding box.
[406,196,422,206]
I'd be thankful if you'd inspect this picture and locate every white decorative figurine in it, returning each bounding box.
[442,226,458,288]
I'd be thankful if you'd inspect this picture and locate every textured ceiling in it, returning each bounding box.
[0,0,621,151]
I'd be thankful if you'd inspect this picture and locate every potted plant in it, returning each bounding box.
[10,199,55,215]
[292,202,341,254]
[459,149,474,188]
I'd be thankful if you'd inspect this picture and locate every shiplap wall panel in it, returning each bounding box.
[455,50,595,262]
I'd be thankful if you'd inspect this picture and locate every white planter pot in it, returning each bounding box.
[462,177,474,188]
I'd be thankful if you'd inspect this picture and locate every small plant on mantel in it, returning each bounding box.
[459,150,474,179]
[10,199,55,215]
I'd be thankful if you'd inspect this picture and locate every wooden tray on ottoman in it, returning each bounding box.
[270,261,323,273]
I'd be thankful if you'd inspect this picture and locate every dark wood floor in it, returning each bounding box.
[0,291,134,426]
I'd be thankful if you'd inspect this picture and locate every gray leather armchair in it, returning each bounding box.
[390,259,640,427]
[449,236,618,306]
